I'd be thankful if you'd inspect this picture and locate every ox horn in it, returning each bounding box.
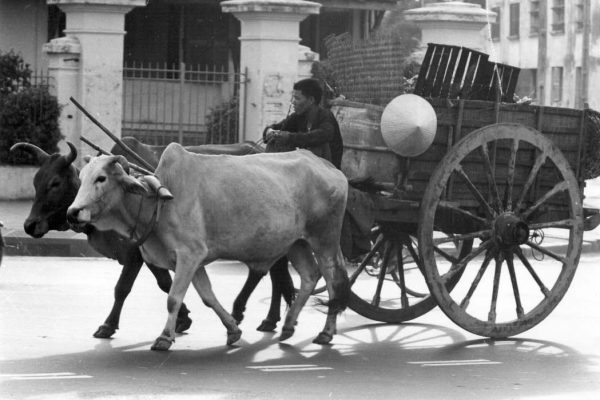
[60,141,78,167]
[9,142,50,165]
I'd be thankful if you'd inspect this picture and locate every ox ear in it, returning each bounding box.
[83,155,92,164]
[120,174,149,195]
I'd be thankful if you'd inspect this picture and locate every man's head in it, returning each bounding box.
[292,78,323,115]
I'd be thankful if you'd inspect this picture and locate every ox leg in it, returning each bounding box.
[231,269,264,324]
[312,248,350,345]
[192,267,242,345]
[151,255,198,351]
[146,263,192,333]
[257,257,295,332]
[279,243,320,342]
[94,256,143,338]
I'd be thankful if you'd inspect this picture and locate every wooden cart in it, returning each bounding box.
[333,43,600,338]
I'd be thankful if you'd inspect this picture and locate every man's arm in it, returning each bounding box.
[262,115,298,141]
[286,111,335,147]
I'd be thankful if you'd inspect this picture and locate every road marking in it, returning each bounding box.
[0,372,92,380]
[247,364,332,372]
[407,359,502,367]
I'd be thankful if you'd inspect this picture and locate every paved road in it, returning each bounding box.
[1,256,600,399]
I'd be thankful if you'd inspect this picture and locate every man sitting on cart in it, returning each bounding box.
[263,77,343,168]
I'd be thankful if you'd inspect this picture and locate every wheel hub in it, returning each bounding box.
[493,212,529,248]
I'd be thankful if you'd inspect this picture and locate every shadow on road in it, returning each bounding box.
[2,321,599,399]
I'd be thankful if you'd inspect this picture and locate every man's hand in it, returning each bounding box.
[265,129,290,144]
[264,128,279,143]
[273,130,290,143]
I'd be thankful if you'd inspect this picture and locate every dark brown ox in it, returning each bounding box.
[111,137,295,331]
[67,145,350,350]
[10,142,192,338]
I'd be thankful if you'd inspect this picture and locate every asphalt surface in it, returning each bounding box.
[1,255,600,399]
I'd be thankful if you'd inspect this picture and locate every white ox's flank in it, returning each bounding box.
[67,144,349,350]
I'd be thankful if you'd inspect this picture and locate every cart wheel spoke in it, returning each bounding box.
[505,252,524,318]
[459,250,494,310]
[529,219,576,230]
[439,201,488,225]
[349,234,385,286]
[505,139,519,211]
[488,253,504,323]
[395,244,410,308]
[515,151,547,212]
[525,240,566,263]
[480,144,502,212]
[405,239,421,270]
[521,181,570,220]
[515,247,551,297]
[442,240,492,283]
[371,241,393,307]
[455,166,496,219]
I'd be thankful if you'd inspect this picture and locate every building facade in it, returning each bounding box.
[1,0,398,73]
[486,0,599,110]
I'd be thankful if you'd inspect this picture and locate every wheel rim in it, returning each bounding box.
[348,223,472,323]
[418,123,583,338]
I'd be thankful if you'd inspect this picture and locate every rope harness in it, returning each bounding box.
[128,191,164,247]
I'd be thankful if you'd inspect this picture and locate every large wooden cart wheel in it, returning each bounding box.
[348,223,472,323]
[419,123,584,338]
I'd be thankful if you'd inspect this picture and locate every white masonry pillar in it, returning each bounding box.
[221,0,320,142]
[404,0,496,59]
[43,36,81,153]
[46,0,146,157]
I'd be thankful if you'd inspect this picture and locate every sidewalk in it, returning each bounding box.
[3,178,600,257]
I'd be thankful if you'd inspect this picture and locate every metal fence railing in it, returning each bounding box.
[122,62,246,146]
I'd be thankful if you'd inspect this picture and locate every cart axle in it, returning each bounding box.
[493,212,529,248]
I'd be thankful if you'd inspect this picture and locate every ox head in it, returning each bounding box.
[10,142,78,238]
[66,155,148,230]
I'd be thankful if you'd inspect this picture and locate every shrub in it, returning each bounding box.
[0,49,32,95]
[0,50,62,165]
[0,87,62,165]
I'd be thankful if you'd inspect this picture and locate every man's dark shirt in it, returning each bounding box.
[265,107,343,169]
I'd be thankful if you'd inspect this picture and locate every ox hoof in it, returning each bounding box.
[256,319,277,332]
[151,336,173,351]
[93,324,116,339]
[312,331,333,345]
[279,327,295,341]
[227,328,242,345]
[175,316,192,334]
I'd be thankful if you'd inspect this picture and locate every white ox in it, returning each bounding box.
[67,144,350,350]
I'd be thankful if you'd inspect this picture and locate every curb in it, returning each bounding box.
[3,233,101,258]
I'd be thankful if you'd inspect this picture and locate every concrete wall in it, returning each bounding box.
[0,166,37,200]
[0,0,48,72]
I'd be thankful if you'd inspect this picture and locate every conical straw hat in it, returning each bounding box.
[380,94,437,157]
